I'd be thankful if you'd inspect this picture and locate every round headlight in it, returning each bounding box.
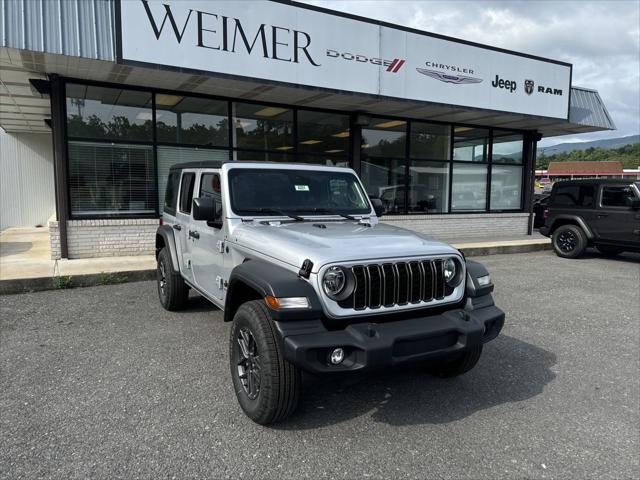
[444,258,462,287]
[322,266,347,299]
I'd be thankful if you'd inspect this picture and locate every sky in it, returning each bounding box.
[306,0,640,147]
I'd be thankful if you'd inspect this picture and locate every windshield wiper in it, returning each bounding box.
[291,207,363,221]
[239,208,305,221]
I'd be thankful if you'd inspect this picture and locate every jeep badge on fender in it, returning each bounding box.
[155,161,505,424]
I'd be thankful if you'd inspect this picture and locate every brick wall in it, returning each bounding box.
[382,213,530,240]
[65,219,159,259]
[48,219,61,260]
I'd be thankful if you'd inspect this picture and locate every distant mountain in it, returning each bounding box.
[539,135,640,156]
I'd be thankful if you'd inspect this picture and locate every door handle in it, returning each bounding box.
[172,224,182,231]
[189,230,200,239]
[597,213,608,218]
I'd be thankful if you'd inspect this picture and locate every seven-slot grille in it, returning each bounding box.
[337,259,449,310]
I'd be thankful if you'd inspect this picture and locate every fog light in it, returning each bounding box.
[329,347,345,365]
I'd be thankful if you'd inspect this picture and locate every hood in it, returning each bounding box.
[230,220,459,272]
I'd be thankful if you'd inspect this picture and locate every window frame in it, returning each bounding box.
[178,172,196,215]
[599,184,638,209]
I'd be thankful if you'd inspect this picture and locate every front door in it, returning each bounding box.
[176,171,197,284]
[191,171,226,301]
[591,184,640,246]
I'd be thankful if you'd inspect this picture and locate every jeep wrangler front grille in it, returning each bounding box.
[338,259,447,310]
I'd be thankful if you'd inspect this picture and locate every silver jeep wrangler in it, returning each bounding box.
[156,161,504,424]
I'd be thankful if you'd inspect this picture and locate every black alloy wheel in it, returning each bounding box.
[236,327,261,400]
[552,224,587,259]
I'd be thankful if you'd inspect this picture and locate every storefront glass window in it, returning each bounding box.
[362,119,407,158]
[66,84,152,141]
[68,141,155,216]
[490,165,523,210]
[408,160,449,213]
[233,102,293,152]
[360,158,405,215]
[297,110,350,156]
[157,146,228,213]
[410,122,450,160]
[234,150,292,162]
[156,95,229,146]
[492,132,524,164]
[451,163,488,211]
[452,127,489,162]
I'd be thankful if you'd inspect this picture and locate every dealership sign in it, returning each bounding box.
[117,0,572,119]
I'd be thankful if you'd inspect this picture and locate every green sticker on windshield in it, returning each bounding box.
[295,185,310,191]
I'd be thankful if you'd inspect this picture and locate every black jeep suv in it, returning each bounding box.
[540,179,640,258]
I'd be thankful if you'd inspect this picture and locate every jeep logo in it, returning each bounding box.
[491,75,516,93]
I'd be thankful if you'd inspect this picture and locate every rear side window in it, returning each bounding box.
[179,172,196,214]
[601,186,636,208]
[553,184,595,207]
[163,172,180,216]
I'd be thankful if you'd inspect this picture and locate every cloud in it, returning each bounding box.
[305,0,640,146]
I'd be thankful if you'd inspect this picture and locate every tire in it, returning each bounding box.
[597,245,624,256]
[156,247,189,311]
[552,224,587,259]
[430,344,483,378]
[229,300,301,425]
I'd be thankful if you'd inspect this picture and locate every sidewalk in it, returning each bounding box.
[0,226,549,294]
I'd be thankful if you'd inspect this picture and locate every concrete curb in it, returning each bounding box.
[0,241,551,295]
[0,269,156,296]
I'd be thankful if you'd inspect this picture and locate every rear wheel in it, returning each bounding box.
[430,344,483,378]
[230,300,301,425]
[156,247,189,311]
[552,224,587,259]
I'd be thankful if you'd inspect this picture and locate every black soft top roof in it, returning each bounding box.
[552,178,636,186]
[169,161,225,171]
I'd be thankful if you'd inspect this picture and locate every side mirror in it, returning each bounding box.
[193,196,223,228]
[630,198,640,209]
[369,196,384,217]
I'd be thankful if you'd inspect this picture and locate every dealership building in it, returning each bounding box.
[0,0,615,259]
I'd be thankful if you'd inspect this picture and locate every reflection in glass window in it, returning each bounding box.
[361,157,405,214]
[490,165,523,210]
[410,122,450,160]
[451,163,487,211]
[68,141,155,216]
[492,132,524,164]
[297,110,350,156]
[362,119,407,158]
[234,150,292,162]
[157,146,227,213]
[408,161,449,213]
[296,155,349,167]
[66,84,153,141]
[452,127,489,162]
[156,95,228,146]
[233,102,293,152]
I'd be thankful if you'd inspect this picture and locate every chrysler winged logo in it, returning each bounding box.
[525,79,534,95]
[416,68,483,85]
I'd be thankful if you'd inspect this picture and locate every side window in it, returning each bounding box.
[179,172,196,214]
[163,172,179,216]
[200,173,221,201]
[601,186,636,208]
[553,185,595,207]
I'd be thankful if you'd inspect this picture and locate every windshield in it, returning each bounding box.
[228,168,371,216]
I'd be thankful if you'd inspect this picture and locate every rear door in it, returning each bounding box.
[591,184,640,245]
[176,170,197,283]
[190,171,226,301]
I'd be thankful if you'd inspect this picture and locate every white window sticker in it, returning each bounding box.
[295,185,310,192]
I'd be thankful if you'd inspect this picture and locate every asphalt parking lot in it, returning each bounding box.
[1,250,639,479]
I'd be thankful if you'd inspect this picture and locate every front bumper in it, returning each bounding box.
[274,297,504,374]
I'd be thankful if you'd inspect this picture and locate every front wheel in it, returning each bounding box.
[430,344,483,378]
[552,224,587,259]
[229,300,301,425]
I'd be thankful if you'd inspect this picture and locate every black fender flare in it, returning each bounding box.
[155,225,180,272]
[224,260,323,322]
[550,215,594,239]
[465,259,493,298]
